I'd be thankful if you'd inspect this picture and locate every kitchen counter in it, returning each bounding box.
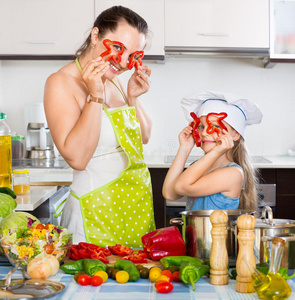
[14,185,57,211]
[20,155,295,186]
[0,265,295,300]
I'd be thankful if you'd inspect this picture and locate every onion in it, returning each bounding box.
[27,256,52,280]
[46,254,60,276]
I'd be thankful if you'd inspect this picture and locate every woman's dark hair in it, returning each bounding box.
[76,6,149,57]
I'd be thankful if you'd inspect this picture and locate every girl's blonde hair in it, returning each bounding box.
[231,138,259,211]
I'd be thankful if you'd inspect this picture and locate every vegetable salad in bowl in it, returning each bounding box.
[0,217,72,269]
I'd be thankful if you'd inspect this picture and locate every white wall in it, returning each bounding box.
[1,56,295,158]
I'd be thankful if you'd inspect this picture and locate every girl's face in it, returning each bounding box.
[198,115,238,152]
[96,21,146,79]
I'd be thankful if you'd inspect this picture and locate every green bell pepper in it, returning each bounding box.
[179,262,210,291]
[114,259,140,282]
[60,259,106,276]
[160,256,204,269]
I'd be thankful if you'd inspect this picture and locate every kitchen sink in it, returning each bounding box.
[164,155,273,164]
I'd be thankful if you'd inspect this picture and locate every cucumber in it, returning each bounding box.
[0,187,17,199]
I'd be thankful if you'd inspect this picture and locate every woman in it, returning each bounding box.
[162,91,263,211]
[44,6,156,247]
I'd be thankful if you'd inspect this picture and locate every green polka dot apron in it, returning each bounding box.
[76,105,155,247]
[72,59,155,248]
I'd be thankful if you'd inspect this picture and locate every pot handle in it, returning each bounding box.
[261,234,295,243]
[170,217,184,226]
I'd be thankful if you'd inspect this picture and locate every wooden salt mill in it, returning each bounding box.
[236,214,256,293]
[210,210,228,285]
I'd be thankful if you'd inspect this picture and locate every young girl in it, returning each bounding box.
[162,91,263,211]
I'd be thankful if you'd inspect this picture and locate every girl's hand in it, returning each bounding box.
[127,65,151,101]
[178,125,195,150]
[80,57,109,99]
[213,129,235,155]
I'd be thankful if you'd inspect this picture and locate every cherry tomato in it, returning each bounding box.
[172,271,181,282]
[156,281,174,294]
[45,223,53,230]
[43,244,54,254]
[36,224,45,230]
[78,274,91,286]
[90,276,103,286]
[155,280,168,289]
[161,270,173,282]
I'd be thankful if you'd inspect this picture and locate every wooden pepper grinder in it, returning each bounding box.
[210,210,229,285]
[236,214,256,293]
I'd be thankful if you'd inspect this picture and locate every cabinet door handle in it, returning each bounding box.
[200,33,230,37]
[28,41,56,44]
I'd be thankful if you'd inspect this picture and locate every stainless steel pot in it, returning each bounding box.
[248,206,295,269]
[170,209,255,267]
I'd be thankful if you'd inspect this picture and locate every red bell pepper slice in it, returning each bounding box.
[100,39,124,64]
[88,249,109,264]
[122,251,148,263]
[128,51,144,70]
[206,112,228,135]
[67,242,111,260]
[190,112,201,147]
[108,244,134,256]
[78,249,90,259]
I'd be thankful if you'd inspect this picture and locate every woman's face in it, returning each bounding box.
[198,115,238,153]
[96,21,146,79]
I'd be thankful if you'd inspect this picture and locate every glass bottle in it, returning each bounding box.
[248,237,291,300]
[0,113,12,188]
[12,170,30,195]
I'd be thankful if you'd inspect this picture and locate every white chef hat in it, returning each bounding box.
[181,91,263,139]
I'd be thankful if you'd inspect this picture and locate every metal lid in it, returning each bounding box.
[180,209,255,217]
[0,267,65,300]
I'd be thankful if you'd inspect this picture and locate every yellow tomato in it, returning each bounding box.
[94,270,108,283]
[116,270,129,284]
[156,275,169,283]
[149,267,162,282]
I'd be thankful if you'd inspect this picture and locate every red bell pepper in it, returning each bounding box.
[142,226,186,261]
[122,251,148,264]
[206,112,228,135]
[108,244,133,256]
[67,242,111,262]
[190,112,201,147]
[128,51,144,70]
[100,39,124,64]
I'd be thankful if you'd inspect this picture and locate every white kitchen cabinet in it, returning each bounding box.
[0,0,94,56]
[165,0,269,50]
[95,0,165,58]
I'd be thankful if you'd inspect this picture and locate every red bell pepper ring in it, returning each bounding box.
[206,112,228,135]
[88,249,109,264]
[78,248,91,259]
[67,242,111,260]
[108,244,134,256]
[190,112,201,147]
[128,51,144,70]
[100,39,124,64]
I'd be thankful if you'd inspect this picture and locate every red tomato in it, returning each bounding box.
[36,224,45,230]
[161,270,173,282]
[156,281,174,294]
[172,271,181,282]
[90,276,103,286]
[78,274,91,286]
[155,280,168,289]
[45,223,53,230]
[43,244,54,254]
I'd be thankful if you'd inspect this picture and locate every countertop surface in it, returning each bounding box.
[13,155,295,186]
[0,264,295,300]
[14,185,57,211]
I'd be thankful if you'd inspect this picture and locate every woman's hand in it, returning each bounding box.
[127,65,151,102]
[80,57,109,99]
[212,129,235,155]
[178,125,195,150]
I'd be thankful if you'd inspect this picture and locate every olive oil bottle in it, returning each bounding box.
[0,113,12,188]
[250,237,291,300]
